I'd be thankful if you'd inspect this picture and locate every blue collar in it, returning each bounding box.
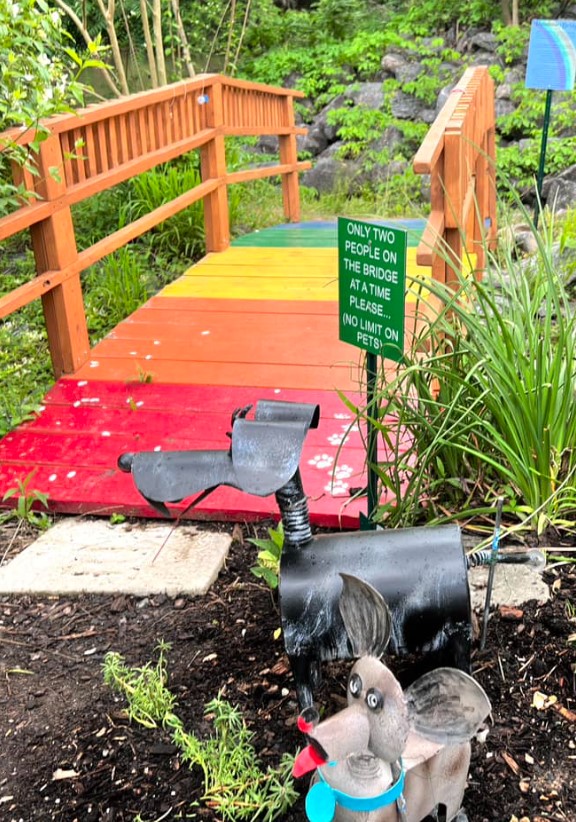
[305,763,405,822]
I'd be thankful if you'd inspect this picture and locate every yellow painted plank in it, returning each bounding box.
[161,277,339,300]
[198,247,338,268]
[162,248,432,302]
[180,263,338,280]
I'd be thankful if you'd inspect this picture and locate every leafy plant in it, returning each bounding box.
[493,20,530,65]
[249,521,284,589]
[83,247,151,340]
[103,643,298,821]
[1,471,50,529]
[0,0,106,215]
[327,105,391,159]
[103,640,177,728]
[349,204,576,535]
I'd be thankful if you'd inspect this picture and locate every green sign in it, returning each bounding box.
[338,217,407,361]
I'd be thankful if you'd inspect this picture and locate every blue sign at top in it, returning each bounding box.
[526,19,576,91]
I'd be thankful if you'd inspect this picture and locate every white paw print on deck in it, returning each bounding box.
[308,453,334,469]
[325,464,354,496]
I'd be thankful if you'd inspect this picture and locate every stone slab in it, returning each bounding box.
[0,519,231,596]
[468,563,550,611]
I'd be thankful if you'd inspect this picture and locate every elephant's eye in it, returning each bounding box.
[349,673,362,698]
[366,688,384,712]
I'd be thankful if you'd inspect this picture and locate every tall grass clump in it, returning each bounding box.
[357,209,576,535]
[125,157,207,259]
[83,247,152,341]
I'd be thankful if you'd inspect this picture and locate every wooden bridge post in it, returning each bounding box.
[200,79,231,252]
[29,135,90,377]
[279,96,301,222]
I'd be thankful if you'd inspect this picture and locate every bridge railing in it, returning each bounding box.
[413,66,497,285]
[0,74,309,377]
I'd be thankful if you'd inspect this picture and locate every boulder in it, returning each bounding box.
[391,90,425,120]
[542,164,576,211]
[301,145,356,194]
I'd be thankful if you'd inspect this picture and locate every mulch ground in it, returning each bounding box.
[0,517,575,822]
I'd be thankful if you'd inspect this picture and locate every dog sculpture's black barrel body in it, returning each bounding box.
[279,526,471,706]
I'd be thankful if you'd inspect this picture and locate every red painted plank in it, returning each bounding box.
[0,459,370,528]
[44,380,353,411]
[0,379,410,528]
[1,413,376,459]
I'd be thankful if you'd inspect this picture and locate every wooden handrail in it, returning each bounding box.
[0,74,311,376]
[413,66,497,285]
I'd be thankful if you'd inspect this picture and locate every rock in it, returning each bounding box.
[346,82,385,110]
[350,159,408,192]
[394,62,424,85]
[256,134,279,154]
[542,164,576,210]
[380,52,409,78]
[391,90,425,120]
[495,98,516,119]
[468,32,498,52]
[301,150,355,194]
[368,125,404,155]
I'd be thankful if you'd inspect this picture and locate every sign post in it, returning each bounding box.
[338,217,407,527]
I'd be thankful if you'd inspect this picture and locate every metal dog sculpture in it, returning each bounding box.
[292,574,491,822]
[118,399,475,708]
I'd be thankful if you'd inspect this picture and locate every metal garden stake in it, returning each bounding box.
[480,497,504,650]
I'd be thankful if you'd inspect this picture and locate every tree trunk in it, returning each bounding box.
[170,0,195,78]
[512,0,519,26]
[152,0,168,86]
[96,0,130,95]
[52,0,122,97]
[140,0,159,87]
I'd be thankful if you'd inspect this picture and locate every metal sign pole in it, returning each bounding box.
[534,89,553,229]
[366,351,379,524]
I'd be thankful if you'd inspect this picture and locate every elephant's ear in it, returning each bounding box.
[406,668,492,745]
[338,574,392,658]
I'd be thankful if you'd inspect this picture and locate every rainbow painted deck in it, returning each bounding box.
[0,221,427,527]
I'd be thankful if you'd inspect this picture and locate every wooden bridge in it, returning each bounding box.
[0,69,496,528]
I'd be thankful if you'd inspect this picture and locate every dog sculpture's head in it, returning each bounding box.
[292,574,491,821]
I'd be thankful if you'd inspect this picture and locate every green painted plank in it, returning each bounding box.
[233,229,337,248]
[232,220,425,249]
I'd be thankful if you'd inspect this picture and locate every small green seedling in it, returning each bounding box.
[248,521,284,590]
[1,471,50,529]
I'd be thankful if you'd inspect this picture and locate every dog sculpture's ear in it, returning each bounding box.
[406,667,492,745]
[338,573,392,658]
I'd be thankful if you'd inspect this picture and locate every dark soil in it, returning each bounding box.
[0,518,575,822]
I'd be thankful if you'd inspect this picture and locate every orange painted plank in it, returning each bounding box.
[144,296,338,316]
[108,311,347,362]
[73,358,363,391]
[160,275,338,301]
[0,461,368,527]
